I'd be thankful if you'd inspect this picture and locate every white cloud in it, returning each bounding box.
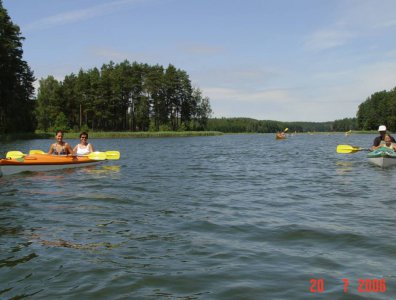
[304,28,354,51]
[202,57,396,122]
[204,87,291,104]
[304,1,396,52]
[191,66,283,91]
[25,0,144,31]
[340,0,396,30]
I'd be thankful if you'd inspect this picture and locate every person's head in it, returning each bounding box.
[79,132,88,144]
[384,134,392,144]
[55,130,64,142]
[378,125,387,135]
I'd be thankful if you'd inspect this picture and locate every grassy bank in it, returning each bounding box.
[1,131,223,141]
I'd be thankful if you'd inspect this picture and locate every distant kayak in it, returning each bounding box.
[367,148,396,168]
[0,153,102,176]
[275,133,286,140]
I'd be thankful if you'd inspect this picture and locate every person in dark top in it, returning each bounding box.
[371,125,396,150]
[48,130,74,155]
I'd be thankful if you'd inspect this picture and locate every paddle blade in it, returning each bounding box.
[284,128,288,132]
[336,145,363,154]
[105,151,120,160]
[88,152,107,160]
[6,151,25,159]
[29,149,45,155]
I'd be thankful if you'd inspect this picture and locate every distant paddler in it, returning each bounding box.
[275,128,288,140]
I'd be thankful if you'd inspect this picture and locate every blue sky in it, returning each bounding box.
[4,0,396,122]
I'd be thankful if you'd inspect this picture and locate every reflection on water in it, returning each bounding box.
[27,232,120,250]
[82,165,121,175]
[335,161,354,174]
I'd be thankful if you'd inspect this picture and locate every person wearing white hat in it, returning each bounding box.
[371,125,395,150]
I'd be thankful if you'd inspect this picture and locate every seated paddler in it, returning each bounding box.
[372,134,396,151]
[48,130,74,155]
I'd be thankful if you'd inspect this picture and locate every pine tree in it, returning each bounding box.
[0,0,35,133]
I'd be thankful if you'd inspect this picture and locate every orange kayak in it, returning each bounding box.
[0,154,101,176]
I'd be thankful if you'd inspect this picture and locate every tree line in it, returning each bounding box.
[357,88,396,131]
[0,0,35,133]
[206,118,357,133]
[35,61,212,132]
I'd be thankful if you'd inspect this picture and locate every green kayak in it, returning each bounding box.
[367,147,396,168]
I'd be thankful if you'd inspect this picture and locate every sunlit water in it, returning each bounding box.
[1,134,395,299]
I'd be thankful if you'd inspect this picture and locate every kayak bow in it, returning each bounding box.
[367,148,396,168]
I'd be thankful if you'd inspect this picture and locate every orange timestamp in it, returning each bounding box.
[310,278,387,293]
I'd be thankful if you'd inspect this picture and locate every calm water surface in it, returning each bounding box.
[1,134,395,299]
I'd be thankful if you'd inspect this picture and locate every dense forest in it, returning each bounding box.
[0,0,393,135]
[0,0,35,133]
[357,88,396,131]
[35,62,212,132]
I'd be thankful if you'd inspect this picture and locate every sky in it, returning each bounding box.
[3,0,396,122]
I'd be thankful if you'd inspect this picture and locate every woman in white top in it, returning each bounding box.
[73,132,94,156]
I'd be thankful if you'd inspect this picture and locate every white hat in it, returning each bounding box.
[378,125,387,131]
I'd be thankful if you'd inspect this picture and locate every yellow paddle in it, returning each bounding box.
[27,149,120,160]
[336,144,369,154]
[284,128,288,132]
[87,151,120,160]
[88,152,107,160]
[6,151,26,159]
[29,150,46,154]
[105,151,120,160]
[27,150,120,160]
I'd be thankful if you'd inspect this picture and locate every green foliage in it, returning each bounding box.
[357,88,396,131]
[177,123,188,132]
[159,124,172,131]
[206,118,334,133]
[80,124,90,132]
[192,89,212,130]
[332,118,358,131]
[53,112,70,132]
[62,131,222,138]
[0,1,35,133]
[35,76,61,131]
[35,60,212,133]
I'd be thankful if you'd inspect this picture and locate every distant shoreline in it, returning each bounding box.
[0,130,380,141]
[0,131,224,141]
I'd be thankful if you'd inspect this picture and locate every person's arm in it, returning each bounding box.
[65,143,75,156]
[48,144,54,155]
[371,137,380,150]
[89,143,94,153]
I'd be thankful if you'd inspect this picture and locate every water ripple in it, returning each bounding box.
[1,135,396,299]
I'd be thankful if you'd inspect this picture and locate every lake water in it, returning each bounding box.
[1,133,395,299]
